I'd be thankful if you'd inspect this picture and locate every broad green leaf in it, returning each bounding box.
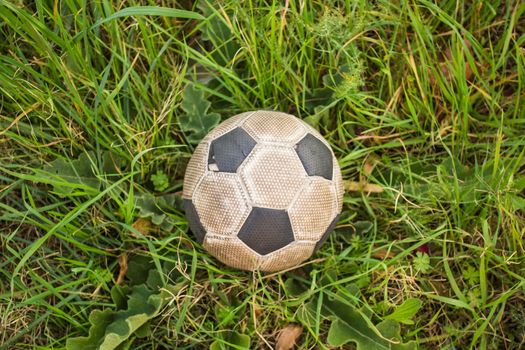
[304,88,333,115]
[67,258,184,350]
[134,323,151,338]
[126,255,181,289]
[384,299,423,325]
[229,332,251,349]
[377,319,403,341]
[283,278,307,298]
[354,220,374,235]
[66,285,168,350]
[300,295,417,350]
[66,309,115,350]
[179,83,221,144]
[198,0,239,66]
[214,304,237,327]
[41,152,99,195]
[99,286,162,350]
[111,285,132,310]
[135,192,182,231]
[146,269,164,290]
[210,331,251,350]
[39,151,124,196]
[319,269,338,286]
[125,255,155,286]
[438,157,469,181]
[511,194,525,210]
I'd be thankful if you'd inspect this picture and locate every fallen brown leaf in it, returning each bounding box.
[132,218,151,237]
[372,248,396,259]
[363,155,380,176]
[345,181,383,193]
[252,303,262,319]
[275,324,303,350]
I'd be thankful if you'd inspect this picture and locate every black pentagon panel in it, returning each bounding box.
[208,127,257,172]
[238,207,295,255]
[295,133,333,180]
[314,214,339,252]
[183,199,206,243]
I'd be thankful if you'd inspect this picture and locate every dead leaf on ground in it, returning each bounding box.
[363,161,376,176]
[252,303,262,319]
[363,155,380,176]
[275,324,303,350]
[372,248,397,259]
[131,218,151,237]
[345,181,384,193]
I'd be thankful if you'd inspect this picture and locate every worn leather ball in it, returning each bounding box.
[183,110,343,272]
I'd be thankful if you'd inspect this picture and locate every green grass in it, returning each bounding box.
[1,0,524,348]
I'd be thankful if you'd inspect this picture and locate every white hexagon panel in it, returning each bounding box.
[240,145,308,209]
[288,178,338,241]
[193,172,251,236]
[242,110,307,144]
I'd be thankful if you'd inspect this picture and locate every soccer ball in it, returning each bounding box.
[183,110,344,272]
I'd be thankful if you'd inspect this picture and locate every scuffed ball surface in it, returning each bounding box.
[183,110,344,272]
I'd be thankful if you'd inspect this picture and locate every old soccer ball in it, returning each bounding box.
[183,110,344,272]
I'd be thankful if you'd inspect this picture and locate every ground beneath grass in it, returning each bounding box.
[1,0,524,349]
